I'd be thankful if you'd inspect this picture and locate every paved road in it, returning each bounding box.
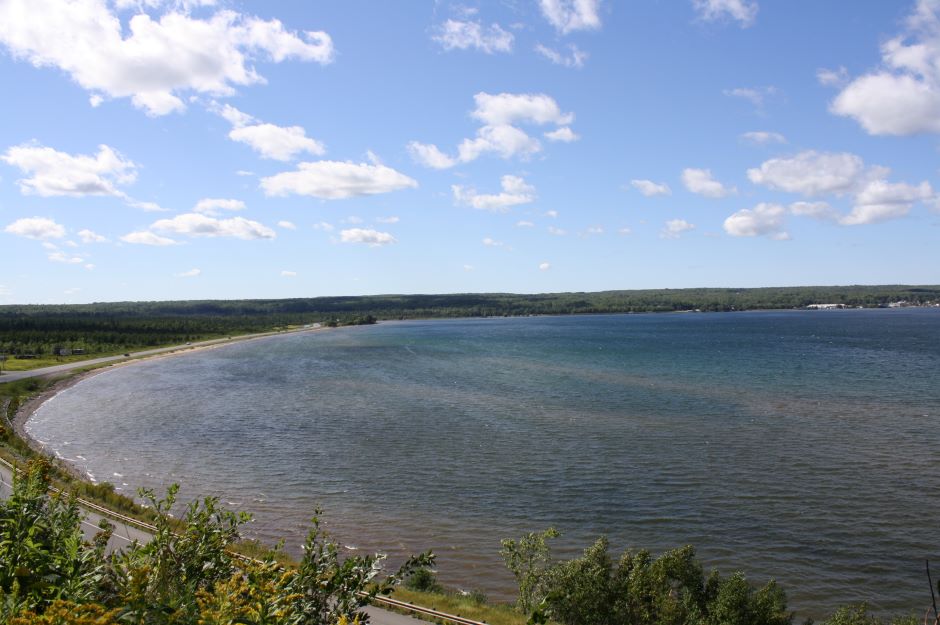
[0,327,316,384]
[0,461,430,625]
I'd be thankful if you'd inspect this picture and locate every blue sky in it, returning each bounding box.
[1,0,938,304]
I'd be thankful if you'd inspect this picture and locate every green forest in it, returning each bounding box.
[1,284,938,357]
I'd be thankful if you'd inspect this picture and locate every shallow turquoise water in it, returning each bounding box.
[28,309,940,617]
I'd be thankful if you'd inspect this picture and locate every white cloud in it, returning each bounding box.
[516,220,535,227]
[692,0,758,27]
[723,202,789,238]
[194,197,245,215]
[229,122,325,161]
[471,92,574,126]
[236,169,255,177]
[77,228,107,243]
[544,126,580,142]
[746,150,869,196]
[1,143,135,197]
[261,160,418,199]
[741,131,787,145]
[544,210,559,218]
[452,175,536,212]
[277,220,296,230]
[150,213,276,239]
[407,142,457,169]
[585,226,604,235]
[841,179,933,225]
[547,225,567,236]
[340,228,396,246]
[126,199,167,212]
[48,250,85,263]
[281,270,297,277]
[343,216,364,224]
[831,1,940,135]
[121,230,178,245]
[631,179,672,197]
[5,216,66,239]
[313,221,334,231]
[539,261,551,271]
[661,218,695,238]
[539,0,602,34]
[0,0,334,116]
[84,263,95,270]
[463,264,474,271]
[411,92,574,167]
[723,86,777,107]
[535,43,588,68]
[432,19,513,54]
[681,168,736,198]
[618,227,632,235]
[377,216,399,224]
[175,268,201,277]
[457,124,542,162]
[789,201,839,221]
[816,66,848,87]
[482,237,504,247]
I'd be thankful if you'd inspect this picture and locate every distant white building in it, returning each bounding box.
[806,303,846,309]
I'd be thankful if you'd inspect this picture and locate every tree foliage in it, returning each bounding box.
[0,459,432,624]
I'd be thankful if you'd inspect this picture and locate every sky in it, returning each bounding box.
[1,0,939,304]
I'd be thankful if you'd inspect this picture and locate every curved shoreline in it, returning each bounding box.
[9,324,335,476]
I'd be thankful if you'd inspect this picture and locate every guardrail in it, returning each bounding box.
[0,455,489,625]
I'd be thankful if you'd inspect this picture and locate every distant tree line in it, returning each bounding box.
[0,285,937,357]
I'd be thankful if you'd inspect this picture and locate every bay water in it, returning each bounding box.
[27,309,940,617]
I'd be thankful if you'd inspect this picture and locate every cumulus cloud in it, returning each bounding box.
[747,150,870,196]
[4,216,66,240]
[215,104,325,161]
[313,221,334,231]
[77,228,107,243]
[432,19,513,54]
[194,197,245,215]
[340,228,396,246]
[121,230,178,245]
[516,220,535,227]
[631,179,671,197]
[661,218,695,238]
[831,1,940,135]
[0,0,334,116]
[539,0,602,34]
[1,143,135,196]
[410,92,575,168]
[748,152,934,226]
[544,126,580,142]
[842,179,934,225]
[281,270,297,277]
[482,237,504,247]
[618,227,632,235]
[260,160,418,199]
[150,213,276,239]
[539,261,551,271]
[277,220,296,230]
[452,175,536,212]
[376,216,399,224]
[175,268,201,277]
[692,0,758,27]
[547,225,567,236]
[682,168,736,198]
[407,142,457,169]
[741,131,787,145]
[472,92,574,126]
[535,43,588,68]
[723,203,789,239]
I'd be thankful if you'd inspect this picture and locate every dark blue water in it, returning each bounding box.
[28,309,940,617]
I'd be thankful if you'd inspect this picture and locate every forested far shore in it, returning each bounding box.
[1,284,938,358]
